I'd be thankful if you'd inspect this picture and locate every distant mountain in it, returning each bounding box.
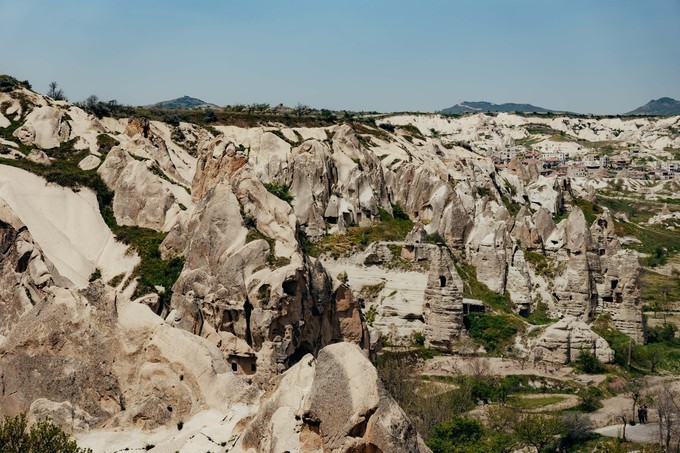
[626,97,680,116]
[149,96,218,110]
[440,101,553,115]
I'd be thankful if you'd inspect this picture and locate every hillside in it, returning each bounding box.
[149,95,218,109]
[626,97,680,116]
[0,75,679,451]
[441,100,553,114]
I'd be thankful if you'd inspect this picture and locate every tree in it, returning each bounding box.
[575,349,605,374]
[513,413,563,452]
[0,413,92,452]
[623,376,646,424]
[559,412,593,449]
[294,103,309,117]
[203,108,217,123]
[47,81,67,101]
[647,349,662,373]
[655,381,680,452]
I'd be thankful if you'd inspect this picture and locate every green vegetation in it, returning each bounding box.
[475,187,491,197]
[263,182,293,204]
[574,349,605,374]
[365,304,377,326]
[0,413,92,452]
[465,313,524,354]
[578,387,604,412]
[523,251,558,279]
[115,227,185,303]
[593,314,680,374]
[514,136,542,149]
[641,269,680,308]
[0,74,31,92]
[572,197,602,226]
[306,204,413,258]
[598,196,680,261]
[524,300,554,325]
[96,134,118,156]
[506,395,565,409]
[455,262,514,312]
[88,268,102,282]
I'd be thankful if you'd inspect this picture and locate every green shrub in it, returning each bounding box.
[0,413,92,452]
[427,416,485,453]
[579,387,603,412]
[88,268,101,283]
[264,182,293,204]
[391,203,410,221]
[648,323,677,343]
[412,331,426,347]
[455,262,514,312]
[524,300,553,325]
[365,305,377,326]
[575,349,605,374]
[465,313,522,353]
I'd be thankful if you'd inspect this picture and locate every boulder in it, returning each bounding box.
[235,342,428,453]
[531,316,614,365]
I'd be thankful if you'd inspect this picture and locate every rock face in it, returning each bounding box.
[0,201,67,336]
[164,137,366,378]
[98,147,183,231]
[423,246,465,351]
[531,316,615,365]
[0,84,654,449]
[235,342,428,453]
[13,106,70,149]
[0,283,253,431]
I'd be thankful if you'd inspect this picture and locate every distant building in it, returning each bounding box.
[567,165,588,178]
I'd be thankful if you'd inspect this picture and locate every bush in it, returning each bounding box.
[465,313,521,353]
[0,413,92,452]
[648,323,677,343]
[579,387,603,412]
[264,182,294,204]
[575,349,605,374]
[426,416,485,453]
[391,203,410,221]
[412,331,426,347]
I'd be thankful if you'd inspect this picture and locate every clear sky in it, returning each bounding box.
[1,0,679,114]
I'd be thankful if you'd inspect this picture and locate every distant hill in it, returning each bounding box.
[149,96,218,110]
[440,101,553,115]
[626,97,680,116]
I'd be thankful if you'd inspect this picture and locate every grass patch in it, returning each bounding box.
[524,300,554,325]
[306,204,413,258]
[573,197,602,226]
[455,262,514,312]
[640,268,680,309]
[506,395,565,409]
[523,250,558,279]
[96,134,118,155]
[465,313,524,354]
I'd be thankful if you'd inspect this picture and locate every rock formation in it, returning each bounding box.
[531,316,615,364]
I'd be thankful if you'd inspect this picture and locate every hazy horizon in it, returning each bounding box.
[1,0,679,114]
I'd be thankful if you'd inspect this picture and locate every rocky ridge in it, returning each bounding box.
[0,79,656,450]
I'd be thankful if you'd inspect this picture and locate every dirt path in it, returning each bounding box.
[514,393,580,412]
[422,355,607,385]
[595,423,660,444]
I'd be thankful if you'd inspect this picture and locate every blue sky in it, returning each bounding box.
[1,0,679,113]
